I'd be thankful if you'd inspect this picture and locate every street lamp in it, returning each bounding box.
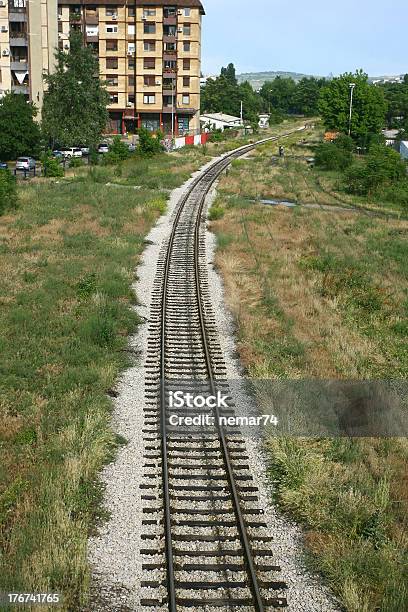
[348,83,356,136]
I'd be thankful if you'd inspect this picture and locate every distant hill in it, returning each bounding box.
[237,71,407,90]
[237,71,318,89]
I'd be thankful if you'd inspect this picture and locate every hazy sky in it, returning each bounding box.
[201,0,407,77]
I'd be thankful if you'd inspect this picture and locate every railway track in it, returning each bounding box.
[140,128,305,611]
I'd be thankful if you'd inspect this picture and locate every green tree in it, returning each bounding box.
[138,128,164,156]
[292,77,326,116]
[260,77,297,114]
[0,93,41,161]
[318,70,387,138]
[42,32,109,148]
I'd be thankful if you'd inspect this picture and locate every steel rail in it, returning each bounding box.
[160,126,305,611]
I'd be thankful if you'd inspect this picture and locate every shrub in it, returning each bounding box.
[89,146,99,166]
[41,153,64,178]
[208,129,224,143]
[315,141,353,171]
[69,157,84,168]
[109,136,130,161]
[346,146,407,196]
[0,169,17,215]
[138,127,164,156]
[208,204,225,220]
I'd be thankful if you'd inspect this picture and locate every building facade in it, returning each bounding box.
[0,0,58,113]
[58,0,204,135]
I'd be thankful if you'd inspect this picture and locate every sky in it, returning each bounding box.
[201,0,407,77]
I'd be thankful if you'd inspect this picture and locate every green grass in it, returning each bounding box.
[0,125,297,609]
[210,127,408,611]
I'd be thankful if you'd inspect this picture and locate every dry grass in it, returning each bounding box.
[211,128,408,611]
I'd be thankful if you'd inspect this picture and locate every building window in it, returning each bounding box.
[106,75,118,86]
[144,94,156,104]
[106,57,118,69]
[184,8,191,17]
[183,76,190,87]
[182,94,190,105]
[183,41,190,52]
[128,7,135,17]
[109,94,119,104]
[128,24,135,36]
[183,59,190,71]
[128,57,135,69]
[144,75,156,86]
[106,24,118,34]
[144,40,156,52]
[183,24,191,36]
[144,58,156,69]
[128,42,135,55]
[106,40,118,51]
[128,94,135,104]
[106,7,118,18]
[144,22,156,34]
[128,75,135,87]
[143,8,156,17]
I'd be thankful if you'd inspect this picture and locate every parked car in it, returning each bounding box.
[79,145,90,156]
[0,162,8,170]
[16,157,36,171]
[97,143,109,154]
[52,150,64,159]
[61,148,82,158]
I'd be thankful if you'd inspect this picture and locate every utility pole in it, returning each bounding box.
[240,100,243,125]
[348,83,356,136]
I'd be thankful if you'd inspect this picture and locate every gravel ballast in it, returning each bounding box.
[87,152,341,611]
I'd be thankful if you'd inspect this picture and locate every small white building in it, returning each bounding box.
[382,129,400,146]
[258,114,270,129]
[400,141,408,160]
[200,113,243,132]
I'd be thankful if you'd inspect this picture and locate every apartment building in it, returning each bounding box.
[0,0,58,114]
[58,0,205,135]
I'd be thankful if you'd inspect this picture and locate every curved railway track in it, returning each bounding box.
[140,128,305,611]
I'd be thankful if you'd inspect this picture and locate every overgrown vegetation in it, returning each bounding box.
[0,126,290,608]
[0,169,17,215]
[210,129,408,611]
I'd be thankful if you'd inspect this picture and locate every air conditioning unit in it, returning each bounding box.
[127,51,134,56]
[111,15,118,20]
[1,26,8,33]
[178,28,183,33]
[64,44,69,50]
[0,1,6,7]
[178,10,183,15]
[126,102,132,107]
[141,16,147,21]
[155,80,161,86]
[2,49,10,56]
[58,14,62,21]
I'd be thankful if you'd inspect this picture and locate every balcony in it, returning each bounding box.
[163,16,177,26]
[11,83,29,94]
[11,60,28,70]
[9,31,28,45]
[85,11,98,25]
[8,1,27,19]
